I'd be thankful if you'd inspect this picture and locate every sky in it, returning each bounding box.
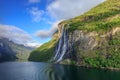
[0,0,105,47]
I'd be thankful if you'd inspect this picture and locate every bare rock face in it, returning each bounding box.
[68,30,98,50]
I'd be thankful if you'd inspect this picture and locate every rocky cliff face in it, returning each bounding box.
[53,25,120,66]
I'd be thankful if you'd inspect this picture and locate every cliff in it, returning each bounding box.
[0,37,33,62]
[29,0,120,68]
[56,26,120,68]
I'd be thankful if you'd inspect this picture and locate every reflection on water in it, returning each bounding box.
[0,62,120,80]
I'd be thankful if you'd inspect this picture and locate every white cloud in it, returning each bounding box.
[47,0,105,20]
[28,7,44,22]
[25,42,42,48]
[0,24,40,47]
[29,0,40,3]
[34,0,105,39]
[35,21,61,39]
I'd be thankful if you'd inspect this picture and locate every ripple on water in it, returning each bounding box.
[0,62,120,80]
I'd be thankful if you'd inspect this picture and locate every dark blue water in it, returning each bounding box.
[0,62,120,80]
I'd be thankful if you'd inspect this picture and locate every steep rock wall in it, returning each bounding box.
[53,25,120,66]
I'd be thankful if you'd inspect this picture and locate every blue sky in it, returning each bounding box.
[0,0,53,44]
[0,0,105,47]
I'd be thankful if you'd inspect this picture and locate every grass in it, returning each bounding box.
[61,0,120,33]
[28,39,57,62]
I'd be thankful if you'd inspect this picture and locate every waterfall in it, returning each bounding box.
[53,25,68,63]
[53,26,64,60]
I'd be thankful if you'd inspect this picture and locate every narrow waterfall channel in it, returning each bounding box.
[53,26,68,63]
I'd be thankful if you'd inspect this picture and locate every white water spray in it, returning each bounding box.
[53,25,68,62]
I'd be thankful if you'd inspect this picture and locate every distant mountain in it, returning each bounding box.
[0,37,34,62]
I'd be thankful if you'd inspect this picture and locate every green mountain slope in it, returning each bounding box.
[63,0,120,32]
[28,38,57,62]
[29,0,120,69]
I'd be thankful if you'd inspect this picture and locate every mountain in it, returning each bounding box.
[0,38,17,62]
[29,0,120,69]
[0,37,33,62]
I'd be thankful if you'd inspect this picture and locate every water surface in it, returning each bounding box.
[0,62,120,80]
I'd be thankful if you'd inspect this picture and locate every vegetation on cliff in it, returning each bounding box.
[82,31,120,68]
[62,0,120,32]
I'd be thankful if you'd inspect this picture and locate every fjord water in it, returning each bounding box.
[0,62,120,80]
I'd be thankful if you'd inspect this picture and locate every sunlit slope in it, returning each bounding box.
[62,0,120,32]
[28,39,57,62]
[29,0,120,66]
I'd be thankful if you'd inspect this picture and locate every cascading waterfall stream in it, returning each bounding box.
[53,25,69,63]
[53,26,64,61]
